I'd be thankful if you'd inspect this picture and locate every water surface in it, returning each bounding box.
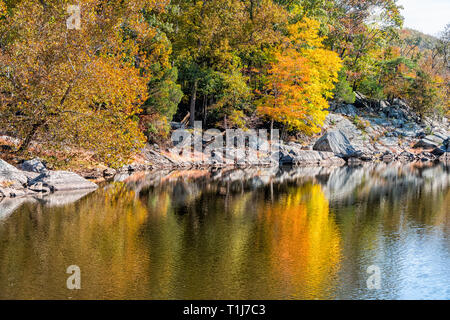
[0,163,449,299]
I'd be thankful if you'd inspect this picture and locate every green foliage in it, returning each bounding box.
[333,71,355,103]
[145,65,183,122]
[406,71,444,116]
[358,77,385,100]
[211,67,252,126]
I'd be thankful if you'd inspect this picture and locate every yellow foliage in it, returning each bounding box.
[257,18,342,134]
[0,1,5,17]
[228,109,247,129]
[0,0,166,167]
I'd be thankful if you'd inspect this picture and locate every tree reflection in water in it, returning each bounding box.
[0,163,448,299]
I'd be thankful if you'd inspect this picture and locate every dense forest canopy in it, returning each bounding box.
[0,0,448,166]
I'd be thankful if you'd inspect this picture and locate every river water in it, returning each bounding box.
[0,162,449,299]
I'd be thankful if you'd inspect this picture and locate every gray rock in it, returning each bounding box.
[335,104,358,117]
[432,146,446,156]
[379,100,390,110]
[313,130,359,159]
[0,159,19,172]
[0,170,28,188]
[280,150,345,166]
[413,135,445,149]
[28,181,51,193]
[170,122,185,130]
[392,119,405,128]
[392,98,409,109]
[29,171,98,192]
[0,186,29,198]
[387,107,405,119]
[20,158,48,173]
[439,152,450,162]
[103,168,116,177]
[0,159,28,191]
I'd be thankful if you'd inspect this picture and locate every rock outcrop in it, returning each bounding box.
[280,149,345,166]
[0,159,29,197]
[28,171,98,192]
[1,95,448,173]
[323,96,449,163]
[0,159,97,198]
[312,130,360,159]
[19,158,48,173]
[413,134,446,149]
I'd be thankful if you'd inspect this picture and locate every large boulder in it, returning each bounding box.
[29,171,98,192]
[280,150,345,166]
[19,158,48,173]
[413,134,446,149]
[0,158,20,172]
[0,159,28,191]
[313,130,360,159]
[432,146,446,156]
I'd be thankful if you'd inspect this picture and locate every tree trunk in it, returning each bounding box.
[189,79,198,128]
[17,121,43,154]
[202,95,207,125]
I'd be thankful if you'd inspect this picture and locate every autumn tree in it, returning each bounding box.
[168,0,286,128]
[372,28,449,116]
[257,18,342,134]
[0,0,168,167]
[141,7,183,142]
[167,0,247,127]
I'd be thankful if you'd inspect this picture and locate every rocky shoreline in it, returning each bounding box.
[0,158,97,198]
[1,96,449,198]
[108,96,449,172]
